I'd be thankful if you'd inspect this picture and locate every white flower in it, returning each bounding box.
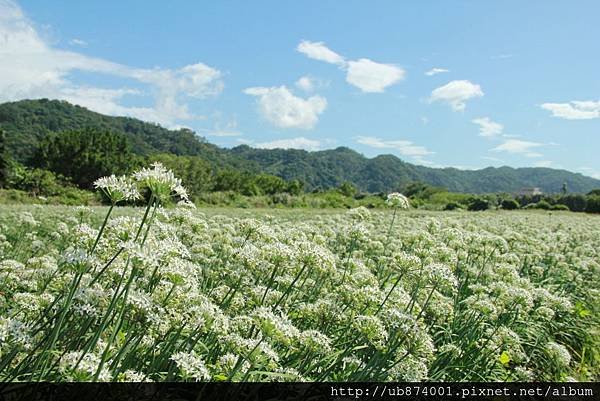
[170,351,211,381]
[59,351,112,381]
[133,162,189,203]
[545,342,571,367]
[94,175,140,203]
[386,192,410,209]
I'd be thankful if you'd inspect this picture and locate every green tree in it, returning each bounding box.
[213,169,243,192]
[557,194,587,212]
[253,174,287,195]
[148,153,213,199]
[0,129,7,188]
[338,181,358,197]
[467,197,490,211]
[585,195,600,213]
[587,189,600,196]
[286,179,304,196]
[501,199,520,210]
[35,129,136,189]
[403,181,446,200]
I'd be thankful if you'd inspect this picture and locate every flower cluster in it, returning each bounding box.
[0,182,598,382]
[133,162,189,203]
[386,192,410,209]
[94,175,140,204]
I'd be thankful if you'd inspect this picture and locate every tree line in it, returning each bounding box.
[0,129,304,201]
[1,127,599,212]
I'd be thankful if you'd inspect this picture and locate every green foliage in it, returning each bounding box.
[0,99,228,162]
[535,200,552,210]
[253,174,290,195]
[1,161,96,205]
[211,169,303,197]
[523,201,552,210]
[286,180,304,196]
[467,197,490,211]
[0,129,7,188]
[557,194,587,212]
[404,181,447,200]
[585,195,600,213]
[3,99,600,194]
[337,181,358,197]
[148,153,213,199]
[444,202,462,211]
[587,189,600,196]
[501,199,520,210]
[550,204,570,211]
[9,165,62,196]
[35,129,138,189]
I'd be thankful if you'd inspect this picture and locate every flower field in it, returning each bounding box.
[0,167,599,382]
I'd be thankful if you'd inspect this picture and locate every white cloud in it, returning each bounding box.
[0,0,223,127]
[199,118,242,137]
[345,58,405,93]
[208,131,241,137]
[297,40,404,93]
[69,38,87,47]
[244,86,327,129]
[356,135,434,158]
[472,117,503,137]
[296,40,345,66]
[295,76,315,92]
[235,138,252,145]
[491,54,514,60]
[430,80,483,111]
[481,156,505,163]
[578,167,600,180]
[491,139,543,157]
[533,160,553,167]
[255,137,321,151]
[425,68,449,76]
[541,100,600,120]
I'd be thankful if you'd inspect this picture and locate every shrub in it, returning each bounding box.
[467,197,490,211]
[338,182,358,197]
[444,202,462,211]
[501,199,520,210]
[535,200,551,210]
[587,189,600,196]
[0,129,7,188]
[550,204,570,211]
[585,195,600,214]
[409,198,425,209]
[557,194,587,212]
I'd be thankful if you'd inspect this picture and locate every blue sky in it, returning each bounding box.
[1,1,599,177]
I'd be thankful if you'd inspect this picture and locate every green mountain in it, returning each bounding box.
[2,99,599,194]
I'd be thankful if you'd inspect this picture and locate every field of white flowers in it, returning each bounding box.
[0,164,599,382]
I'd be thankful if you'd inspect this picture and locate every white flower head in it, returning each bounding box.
[94,175,140,204]
[132,162,190,203]
[170,351,211,381]
[386,192,410,209]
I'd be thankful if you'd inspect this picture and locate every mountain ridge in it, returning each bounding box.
[1,99,599,194]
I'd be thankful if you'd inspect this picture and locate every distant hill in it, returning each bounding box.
[1,99,599,194]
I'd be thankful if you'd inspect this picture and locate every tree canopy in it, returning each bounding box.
[34,129,137,189]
